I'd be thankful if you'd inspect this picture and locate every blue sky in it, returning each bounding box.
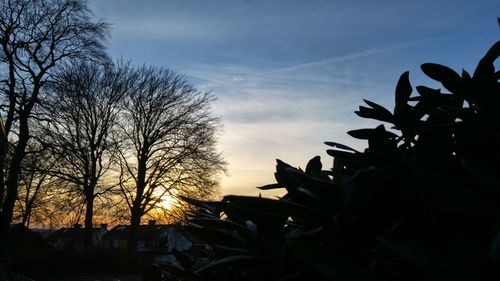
[88,0,500,196]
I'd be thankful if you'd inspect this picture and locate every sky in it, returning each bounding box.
[87,0,500,196]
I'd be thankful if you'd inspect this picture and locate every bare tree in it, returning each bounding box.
[118,66,226,255]
[39,61,129,248]
[13,138,83,229]
[13,140,57,228]
[0,0,109,255]
[38,183,85,228]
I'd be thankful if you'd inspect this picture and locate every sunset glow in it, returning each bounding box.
[88,0,500,196]
[156,194,177,211]
[1,0,499,279]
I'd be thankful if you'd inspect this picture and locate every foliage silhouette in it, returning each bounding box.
[169,40,500,281]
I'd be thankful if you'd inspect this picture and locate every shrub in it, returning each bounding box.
[164,41,500,281]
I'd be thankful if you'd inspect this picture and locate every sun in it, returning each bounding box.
[157,194,177,211]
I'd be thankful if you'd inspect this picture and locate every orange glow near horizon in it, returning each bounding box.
[157,194,177,211]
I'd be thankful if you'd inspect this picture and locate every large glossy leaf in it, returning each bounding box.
[275,159,301,192]
[348,127,398,140]
[415,110,454,163]
[416,86,463,108]
[256,183,282,190]
[347,128,373,140]
[189,218,252,234]
[414,85,462,115]
[364,99,392,115]
[368,124,395,153]
[355,99,394,123]
[421,63,463,94]
[393,103,415,133]
[416,85,442,98]
[184,224,247,249]
[305,155,322,175]
[395,71,412,108]
[286,168,339,201]
[324,141,359,152]
[223,195,318,220]
[462,69,472,80]
[474,40,500,79]
[355,106,390,123]
[327,149,367,166]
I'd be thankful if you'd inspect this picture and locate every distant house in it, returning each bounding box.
[31,228,57,239]
[46,224,108,250]
[102,221,192,262]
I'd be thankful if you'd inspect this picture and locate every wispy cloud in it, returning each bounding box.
[183,45,403,195]
[111,19,226,40]
[87,0,500,196]
[270,39,434,74]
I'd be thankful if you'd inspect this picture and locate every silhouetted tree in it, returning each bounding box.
[39,61,129,248]
[117,66,226,256]
[0,0,109,255]
[13,132,87,229]
[13,140,57,228]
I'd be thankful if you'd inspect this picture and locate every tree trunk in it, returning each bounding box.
[0,116,30,257]
[128,151,147,258]
[128,207,141,258]
[22,206,31,227]
[83,195,94,249]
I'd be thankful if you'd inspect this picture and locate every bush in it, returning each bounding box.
[166,41,500,281]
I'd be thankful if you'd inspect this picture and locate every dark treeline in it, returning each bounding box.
[0,0,226,258]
